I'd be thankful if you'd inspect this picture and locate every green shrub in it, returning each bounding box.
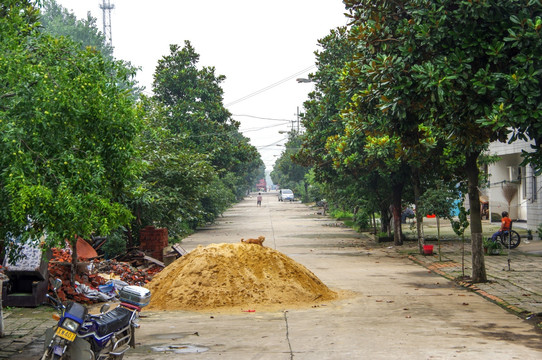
[353,210,370,229]
[330,209,353,220]
[483,237,502,251]
[102,228,127,259]
[490,212,501,222]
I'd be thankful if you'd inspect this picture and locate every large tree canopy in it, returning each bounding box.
[1,0,141,254]
[152,41,262,197]
[339,0,542,282]
[295,0,542,282]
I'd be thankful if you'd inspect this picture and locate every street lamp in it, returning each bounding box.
[296,78,312,83]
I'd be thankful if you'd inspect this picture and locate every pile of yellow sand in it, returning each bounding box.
[145,243,337,311]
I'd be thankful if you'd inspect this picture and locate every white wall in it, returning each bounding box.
[488,139,541,230]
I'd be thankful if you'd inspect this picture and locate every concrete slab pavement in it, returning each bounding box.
[2,191,541,359]
[408,238,542,322]
[125,192,542,359]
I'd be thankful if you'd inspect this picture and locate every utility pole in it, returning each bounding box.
[99,0,115,46]
[296,106,300,133]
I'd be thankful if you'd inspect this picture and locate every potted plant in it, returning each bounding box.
[483,237,502,255]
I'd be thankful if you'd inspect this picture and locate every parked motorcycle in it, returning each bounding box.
[41,278,151,360]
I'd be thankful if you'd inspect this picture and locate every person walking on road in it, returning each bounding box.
[257,193,262,207]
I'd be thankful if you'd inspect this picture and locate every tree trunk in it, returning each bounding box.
[465,151,487,283]
[411,168,425,254]
[126,227,134,249]
[437,215,442,262]
[380,205,389,234]
[0,281,4,337]
[392,182,404,246]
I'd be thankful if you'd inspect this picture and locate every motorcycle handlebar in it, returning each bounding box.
[45,293,65,310]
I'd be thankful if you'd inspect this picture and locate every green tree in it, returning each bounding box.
[147,41,262,234]
[1,1,141,269]
[129,97,217,240]
[39,0,113,57]
[39,0,142,96]
[271,132,309,200]
[341,0,542,282]
[152,42,262,193]
[296,26,398,236]
[418,184,461,261]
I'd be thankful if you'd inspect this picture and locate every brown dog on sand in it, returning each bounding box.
[241,236,265,246]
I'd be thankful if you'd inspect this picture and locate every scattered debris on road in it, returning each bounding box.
[48,247,163,304]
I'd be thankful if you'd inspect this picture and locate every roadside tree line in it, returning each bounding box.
[0,0,263,262]
[275,0,542,283]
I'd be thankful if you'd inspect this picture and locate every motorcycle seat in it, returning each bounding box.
[95,306,133,337]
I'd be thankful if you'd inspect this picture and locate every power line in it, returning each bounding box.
[256,138,287,150]
[240,122,290,133]
[233,114,294,122]
[225,65,315,107]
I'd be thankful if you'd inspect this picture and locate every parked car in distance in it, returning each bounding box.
[278,189,294,202]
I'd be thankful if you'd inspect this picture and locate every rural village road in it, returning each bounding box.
[125,192,542,359]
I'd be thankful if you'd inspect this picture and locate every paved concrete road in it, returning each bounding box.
[125,192,542,360]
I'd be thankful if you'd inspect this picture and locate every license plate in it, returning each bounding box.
[55,327,76,342]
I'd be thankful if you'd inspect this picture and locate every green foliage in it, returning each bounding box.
[353,209,371,229]
[271,132,309,196]
[483,237,502,252]
[102,228,127,259]
[294,27,361,211]
[133,42,262,238]
[329,209,352,220]
[0,1,140,250]
[129,96,216,238]
[451,205,470,238]
[417,184,460,220]
[0,1,262,260]
[40,0,113,57]
[305,169,326,203]
[152,41,262,182]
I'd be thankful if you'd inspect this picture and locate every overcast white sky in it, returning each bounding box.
[54,0,348,173]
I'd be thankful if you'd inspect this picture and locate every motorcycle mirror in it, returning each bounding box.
[100,303,110,313]
[53,278,62,291]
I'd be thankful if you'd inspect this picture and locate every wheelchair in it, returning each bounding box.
[496,229,521,249]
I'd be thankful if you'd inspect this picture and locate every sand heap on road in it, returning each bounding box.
[145,242,337,311]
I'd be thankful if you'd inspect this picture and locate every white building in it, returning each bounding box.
[486,138,541,231]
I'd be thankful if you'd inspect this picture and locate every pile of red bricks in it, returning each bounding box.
[48,248,105,303]
[48,247,163,304]
[139,226,168,261]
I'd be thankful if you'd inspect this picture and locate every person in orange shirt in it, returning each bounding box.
[491,211,511,241]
